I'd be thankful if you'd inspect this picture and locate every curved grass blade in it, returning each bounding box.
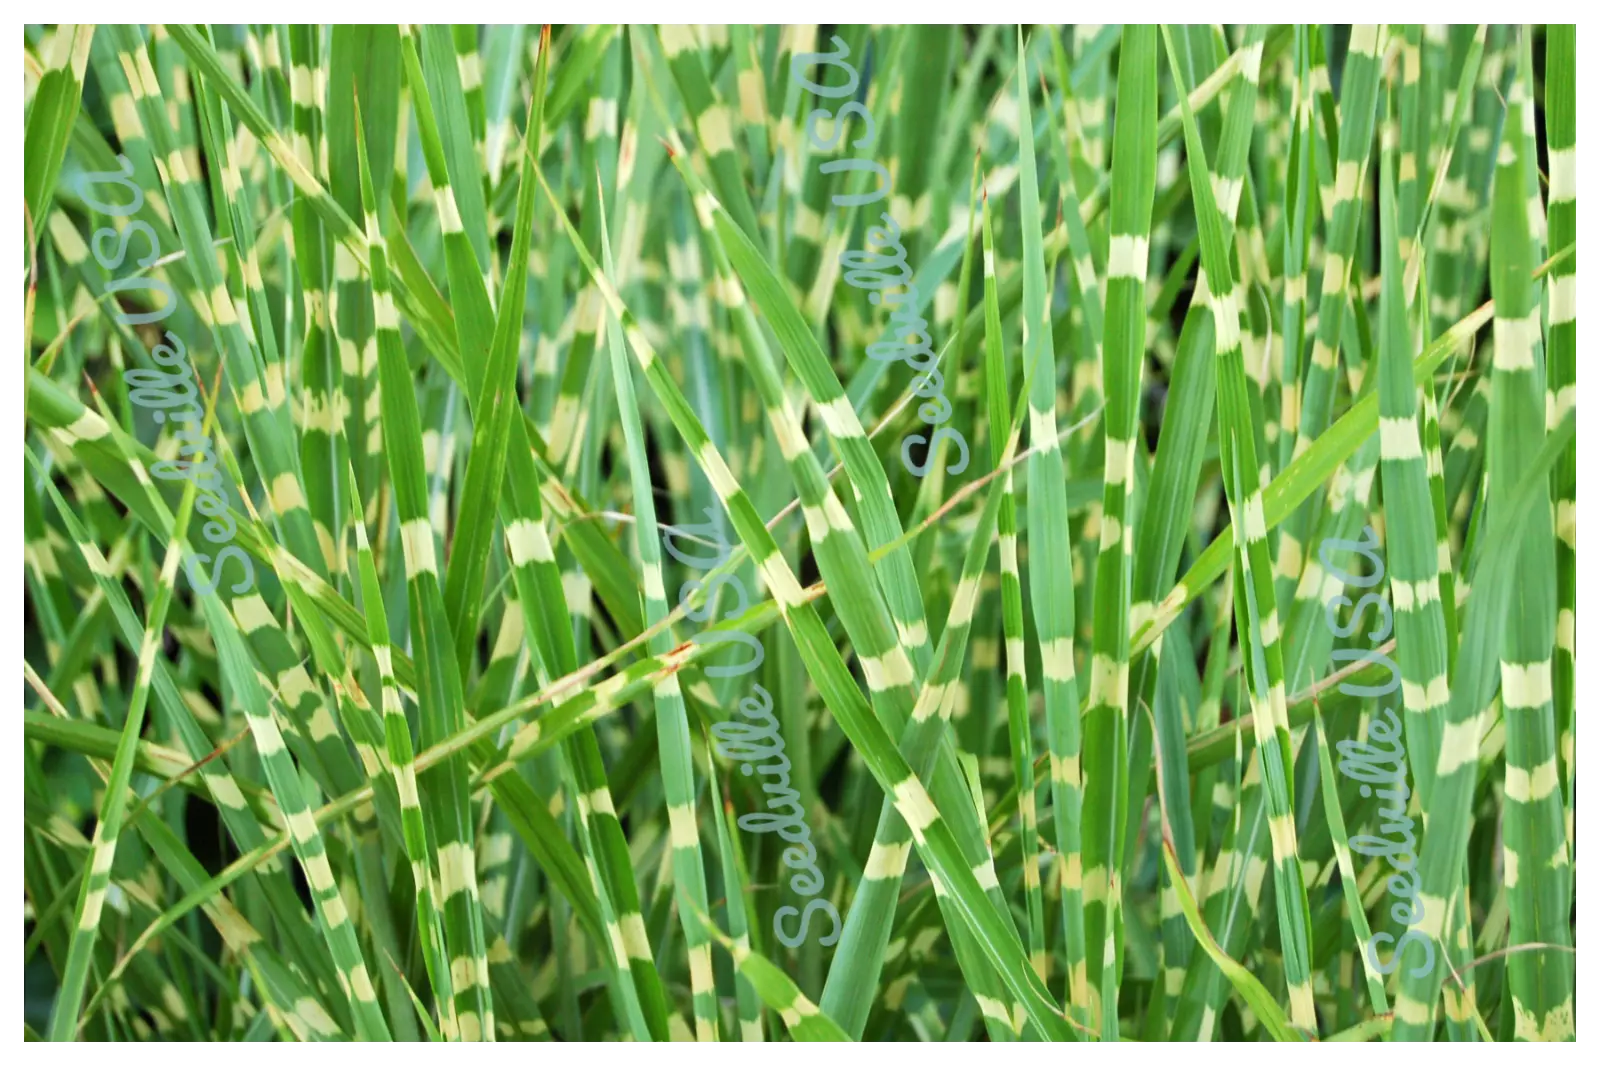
[1163,25,1316,1031]
[598,195,721,1040]
[1078,27,1159,1032]
[352,100,489,1040]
